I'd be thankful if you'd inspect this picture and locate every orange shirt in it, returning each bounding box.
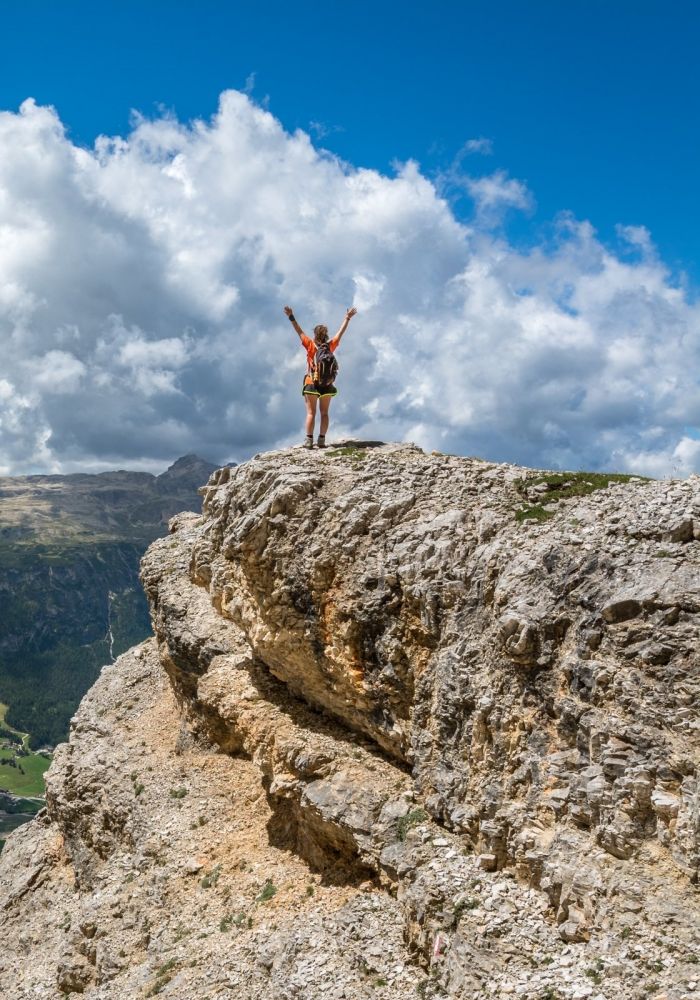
[300,334,340,378]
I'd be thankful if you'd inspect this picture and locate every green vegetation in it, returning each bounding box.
[515,505,554,523]
[0,816,35,838]
[452,897,479,923]
[200,863,222,889]
[396,807,429,842]
[220,911,250,932]
[0,748,50,796]
[0,702,32,751]
[0,704,51,796]
[146,958,179,996]
[155,959,178,976]
[514,471,647,523]
[255,879,277,902]
[0,543,152,747]
[326,445,367,460]
[169,786,188,798]
[0,457,214,748]
[518,470,645,501]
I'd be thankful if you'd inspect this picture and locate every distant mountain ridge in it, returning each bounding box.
[0,454,219,749]
[0,454,217,545]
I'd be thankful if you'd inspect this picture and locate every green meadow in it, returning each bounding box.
[0,702,51,797]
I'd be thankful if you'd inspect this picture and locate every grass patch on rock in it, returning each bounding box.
[255,879,277,903]
[515,505,555,524]
[326,445,367,460]
[145,958,179,996]
[514,471,648,523]
[397,807,428,842]
[200,863,222,889]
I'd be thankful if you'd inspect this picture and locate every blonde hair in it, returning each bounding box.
[313,324,329,344]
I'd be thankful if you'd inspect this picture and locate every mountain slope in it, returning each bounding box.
[0,455,218,748]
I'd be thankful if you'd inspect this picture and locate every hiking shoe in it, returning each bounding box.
[317,435,326,449]
[303,436,314,449]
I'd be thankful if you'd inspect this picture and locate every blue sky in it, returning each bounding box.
[0,0,699,476]
[2,0,699,283]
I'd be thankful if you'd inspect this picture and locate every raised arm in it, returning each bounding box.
[284,304,307,341]
[333,307,357,346]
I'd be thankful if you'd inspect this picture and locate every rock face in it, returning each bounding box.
[1,443,699,999]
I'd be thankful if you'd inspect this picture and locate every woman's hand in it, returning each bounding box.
[284,305,294,317]
[334,307,357,343]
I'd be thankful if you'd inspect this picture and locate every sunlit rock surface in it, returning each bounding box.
[1,443,698,998]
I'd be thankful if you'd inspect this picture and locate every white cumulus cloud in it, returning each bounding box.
[465,169,534,223]
[464,137,494,155]
[0,92,698,476]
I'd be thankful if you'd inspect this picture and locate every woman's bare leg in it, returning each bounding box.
[305,394,317,436]
[319,396,332,437]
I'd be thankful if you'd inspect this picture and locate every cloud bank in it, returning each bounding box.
[0,92,698,476]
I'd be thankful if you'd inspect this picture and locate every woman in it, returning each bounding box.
[284,304,357,448]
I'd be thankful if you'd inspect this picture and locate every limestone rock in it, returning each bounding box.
[1,443,699,999]
[147,444,699,882]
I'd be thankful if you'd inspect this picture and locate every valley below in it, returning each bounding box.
[0,454,218,845]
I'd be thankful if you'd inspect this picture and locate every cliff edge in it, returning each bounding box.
[1,443,698,999]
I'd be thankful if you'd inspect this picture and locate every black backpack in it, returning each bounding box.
[313,343,338,386]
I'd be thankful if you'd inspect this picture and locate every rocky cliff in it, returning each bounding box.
[0,443,698,999]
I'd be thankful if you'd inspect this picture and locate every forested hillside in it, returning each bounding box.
[0,455,218,747]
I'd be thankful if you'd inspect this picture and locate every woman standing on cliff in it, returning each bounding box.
[284,305,357,449]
